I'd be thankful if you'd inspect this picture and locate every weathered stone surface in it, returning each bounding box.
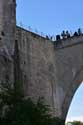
[16,27,83,120]
[0,0,16,84]
[0,0,83,121]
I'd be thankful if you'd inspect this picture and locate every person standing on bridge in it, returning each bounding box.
[78,28,82,35]
[61,30,66,39]
[66,31,70,38]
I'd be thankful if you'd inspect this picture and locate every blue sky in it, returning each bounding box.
[66,82,83,122]
[16,0,83,36]
[16,0,83,122]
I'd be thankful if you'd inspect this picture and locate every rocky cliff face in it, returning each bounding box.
[0,0,16,84]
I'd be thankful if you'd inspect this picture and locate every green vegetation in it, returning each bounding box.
[0,82,64,125]
[70,121,83,125]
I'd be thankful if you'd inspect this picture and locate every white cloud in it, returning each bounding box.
[66,116,83,123]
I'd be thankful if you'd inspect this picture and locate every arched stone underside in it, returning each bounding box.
[62,68,83,119]
[54,36,83,120]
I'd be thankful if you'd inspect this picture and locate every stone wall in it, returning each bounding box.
[0,0,16,84]
[16,26,58,115]
[16,26,83,119]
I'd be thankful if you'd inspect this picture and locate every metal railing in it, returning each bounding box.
[17,22,83,41]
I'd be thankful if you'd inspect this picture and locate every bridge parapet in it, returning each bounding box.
[55,34,83,49]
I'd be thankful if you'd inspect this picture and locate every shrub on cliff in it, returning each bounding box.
[0,82,64,125]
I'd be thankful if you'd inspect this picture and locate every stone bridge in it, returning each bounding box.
[0,0,83,123]
[16,27,83,120]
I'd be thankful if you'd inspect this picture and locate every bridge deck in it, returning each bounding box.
[54,34,83,50]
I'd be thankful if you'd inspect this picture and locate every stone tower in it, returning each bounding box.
[0,0,16,83]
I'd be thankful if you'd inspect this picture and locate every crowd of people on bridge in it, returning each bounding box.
[56,28,82,41]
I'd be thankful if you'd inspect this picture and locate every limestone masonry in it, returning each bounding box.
[0,0,83,121]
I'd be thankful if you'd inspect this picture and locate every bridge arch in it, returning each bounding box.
[61,66,83,120]
[53,35,83,122]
